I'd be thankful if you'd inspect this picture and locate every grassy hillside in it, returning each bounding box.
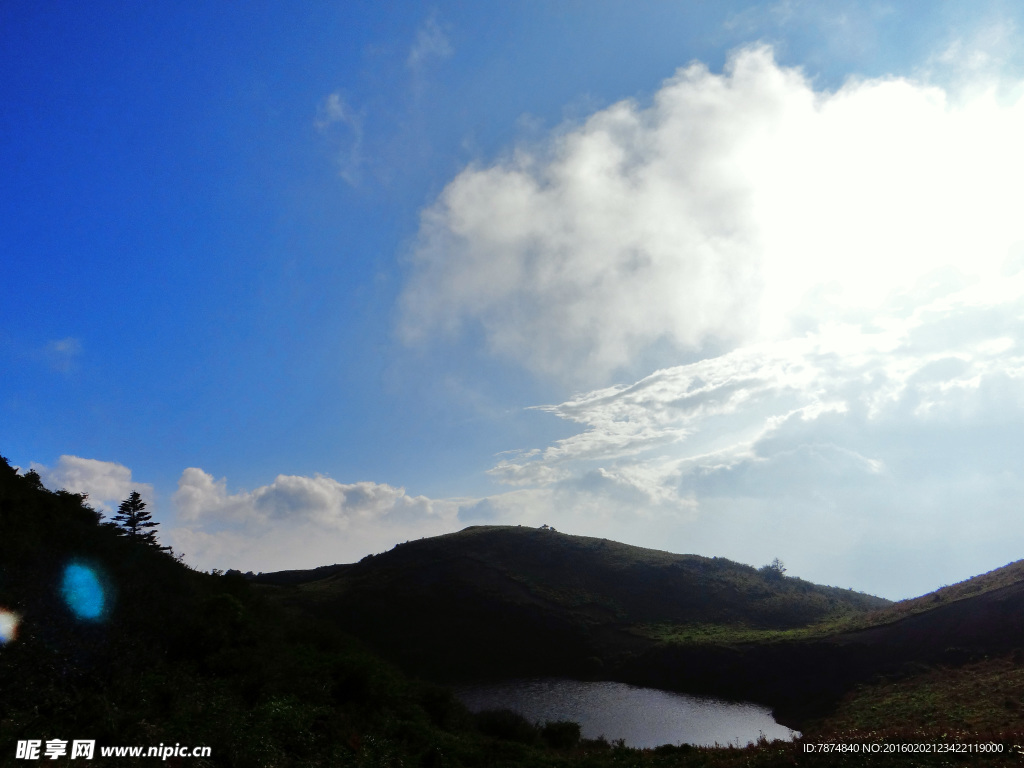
[259,525,890,681]
[615,567,1024,731]
[799,563,1024,737]
[636,556,1024,646]
[816,652,1024,734]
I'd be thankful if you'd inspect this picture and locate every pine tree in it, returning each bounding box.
[112,490,164,549]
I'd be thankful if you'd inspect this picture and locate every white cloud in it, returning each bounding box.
[30,455,153,514]
[407,12,453,72]
[481,281,1024,598]
[924,17,1020,84]
[316,91,364,185]
[168,468,462,571]
[400,45,1024,385]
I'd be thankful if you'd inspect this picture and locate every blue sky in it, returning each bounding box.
[5,1,1024,599]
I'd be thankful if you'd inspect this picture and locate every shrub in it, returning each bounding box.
[541,719,581,749]
[759,558,787,580]
[475,709,540,744]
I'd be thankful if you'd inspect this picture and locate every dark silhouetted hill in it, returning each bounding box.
[257,525,890,679]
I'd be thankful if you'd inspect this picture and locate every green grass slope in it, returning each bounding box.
[793,571,1024,741]
[634,557,1024,647]
[620,564,1024,729]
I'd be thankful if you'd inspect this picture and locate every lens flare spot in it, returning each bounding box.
[0,609,19,644]
[61,564,105,620]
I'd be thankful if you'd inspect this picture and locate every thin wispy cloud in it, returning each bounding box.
[405,10,454,106]
[315,91,365,185]
[493,285,1024,484]
[315,13,452,187]
[922,16,1022,85]
[43,337,82,374]
[407,12,453,73]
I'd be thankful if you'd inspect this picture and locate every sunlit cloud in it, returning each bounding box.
[400,45,1024,386]
[168,467,463,572]
[479,280,1024,599]
[30,455,153,514]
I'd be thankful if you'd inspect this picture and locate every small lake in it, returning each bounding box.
[453,678,799,749]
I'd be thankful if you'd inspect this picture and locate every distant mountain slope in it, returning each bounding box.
[622,564,1024,726]
[847,557,1024,629]
[258,525,890,678]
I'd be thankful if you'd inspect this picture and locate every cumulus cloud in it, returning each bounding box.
[168,468,462,571]
[30,455,153,514]
[400,45,1024,385]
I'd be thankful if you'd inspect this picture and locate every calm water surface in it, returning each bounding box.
[454,678,799,749]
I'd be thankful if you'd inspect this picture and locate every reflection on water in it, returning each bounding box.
[454,678,799,749]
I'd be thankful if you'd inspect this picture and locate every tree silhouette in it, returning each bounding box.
[759,557,787,580]
[112,491,165,549]
[23,468,45,490]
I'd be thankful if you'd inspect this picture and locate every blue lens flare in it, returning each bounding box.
[0,608,19,644]
[61,564,105,620]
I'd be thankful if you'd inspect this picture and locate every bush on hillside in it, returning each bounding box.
[760,558,787,580]
[542,719,581,749]
[475,708,541,744]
